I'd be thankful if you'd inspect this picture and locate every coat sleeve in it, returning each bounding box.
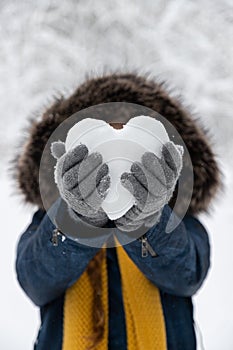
[120,205,210,297]
[15,198,100,307]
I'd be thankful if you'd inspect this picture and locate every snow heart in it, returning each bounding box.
[65,116,169,220]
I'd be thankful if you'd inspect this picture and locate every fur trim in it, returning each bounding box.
[12,73,221,215]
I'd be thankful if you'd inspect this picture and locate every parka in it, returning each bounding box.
[14,73,220,350]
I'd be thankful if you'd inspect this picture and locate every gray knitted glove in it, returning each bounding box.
[114,141,183,232]
[51,141,111,227]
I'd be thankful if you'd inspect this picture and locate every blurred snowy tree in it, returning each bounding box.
[0,0,232,166]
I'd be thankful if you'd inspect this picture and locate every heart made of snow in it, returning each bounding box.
[65,115,169,220]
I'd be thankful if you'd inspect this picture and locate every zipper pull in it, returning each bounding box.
[141,238,149,257]
[139,235,157,258]
[51,228,60,246]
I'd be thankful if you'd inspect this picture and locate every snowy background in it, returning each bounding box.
[0,1,233,349]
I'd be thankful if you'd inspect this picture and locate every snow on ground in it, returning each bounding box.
[194,163,233,350]
[0,172,39,350]
[0,1,233,349]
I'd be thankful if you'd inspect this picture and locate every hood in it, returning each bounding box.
[12,73,221,215]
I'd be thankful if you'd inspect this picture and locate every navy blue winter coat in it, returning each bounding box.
[16,198,210,350]
[14,73,220,350]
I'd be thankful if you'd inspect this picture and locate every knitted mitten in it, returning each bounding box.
[51,141,110,227]
[114,141,183,232]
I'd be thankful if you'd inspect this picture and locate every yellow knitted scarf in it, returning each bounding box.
[62,242,167,350]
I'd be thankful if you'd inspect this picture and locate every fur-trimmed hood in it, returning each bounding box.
[13,73,221,215]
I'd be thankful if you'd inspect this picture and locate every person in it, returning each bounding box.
[14,73,220,350]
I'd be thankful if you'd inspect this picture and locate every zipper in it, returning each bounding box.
[138,234,157,258]
[51,228,64,246]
